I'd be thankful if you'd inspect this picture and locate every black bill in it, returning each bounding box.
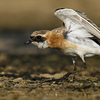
[24,40,32,45]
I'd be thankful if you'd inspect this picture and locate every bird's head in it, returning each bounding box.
[25,30,50,49]
[25,27,66,49]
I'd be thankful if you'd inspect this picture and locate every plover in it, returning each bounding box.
[25,8,100,77]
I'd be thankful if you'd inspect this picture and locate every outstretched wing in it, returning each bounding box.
[54,8,100,38]
[54,8,100,47]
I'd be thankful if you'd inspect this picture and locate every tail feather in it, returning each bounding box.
[96,48,100,55]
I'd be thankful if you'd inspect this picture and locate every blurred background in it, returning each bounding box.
[0,1,100,99]
[0,0,100,54]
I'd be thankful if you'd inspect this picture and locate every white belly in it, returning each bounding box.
[63,45,100,57]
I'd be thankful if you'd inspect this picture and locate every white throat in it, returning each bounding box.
[32,40,50,49]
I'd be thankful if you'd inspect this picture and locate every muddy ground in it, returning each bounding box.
[0,53,100,100]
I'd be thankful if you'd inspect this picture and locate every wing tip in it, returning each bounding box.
[55,8,65,12]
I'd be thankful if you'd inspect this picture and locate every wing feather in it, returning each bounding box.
[54,8,100,48]
[54,8,100,39]
[75,10,100,30]
[74,13,100,38]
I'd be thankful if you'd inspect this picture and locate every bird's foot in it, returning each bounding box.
[59,72,72,80]
[59,69,85,81]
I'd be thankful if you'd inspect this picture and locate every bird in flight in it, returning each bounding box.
[25,8,100,77]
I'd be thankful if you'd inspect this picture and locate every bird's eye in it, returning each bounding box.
[35,35,43,42]
[31,35,45,42]
[36,36,42,39]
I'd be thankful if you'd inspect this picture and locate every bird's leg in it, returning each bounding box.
[59,56,87,80]
[72,57,77,71]
[59,72,72,80]
[80,55,87,70]
[83,62,87,69]
[59,57,77,80]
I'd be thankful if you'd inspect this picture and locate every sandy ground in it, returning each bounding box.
[0,53,100,100]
